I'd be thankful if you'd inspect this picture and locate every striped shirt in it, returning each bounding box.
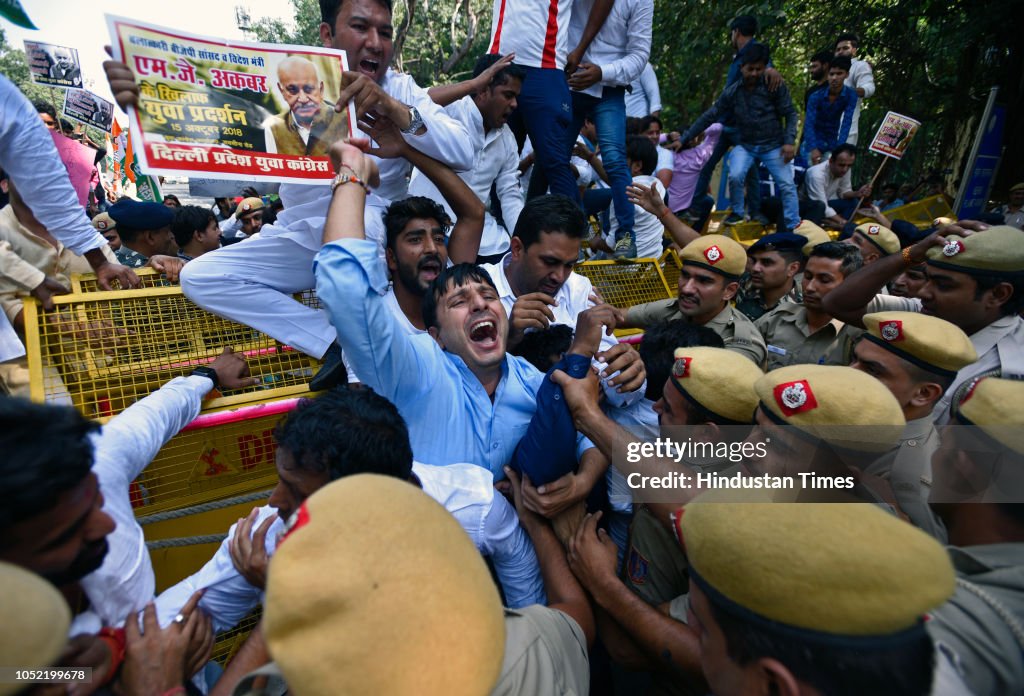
[488,0,574,69]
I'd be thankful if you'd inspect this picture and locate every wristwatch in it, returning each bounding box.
[400,106,424,134]
[190,365,220,389]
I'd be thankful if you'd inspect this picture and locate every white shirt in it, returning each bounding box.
[655,145,673,176]
[567,0,652,99]
[271,69,474,253]
[625,63,662,117]
[609,174,665,258]
[71,376,213,635]
[0,74,107,256]
[802,160,852,217]
[844,58,875,145]
[0,306,23,362]
[487,0,574,70]
[155,461,546,633]
[605,397,658,512]
[407,95,524,257]
[480,255,644,408]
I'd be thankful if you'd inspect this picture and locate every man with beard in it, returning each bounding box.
[316,140,615,508]
[619,235,767,366]
[822,223,1024,423]
[0,349,254,687]
[0,349,257,632]
[106,0,476,392]
[412,53,527,264]
[756,241,864,370]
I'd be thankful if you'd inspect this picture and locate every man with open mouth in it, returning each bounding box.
[108,0,478,392]
[317,140,625,523]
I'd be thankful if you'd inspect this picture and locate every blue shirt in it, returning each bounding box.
[803,85,858,154]
[314,238,591,478]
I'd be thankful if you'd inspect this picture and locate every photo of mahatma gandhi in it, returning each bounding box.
[262,55,349,157]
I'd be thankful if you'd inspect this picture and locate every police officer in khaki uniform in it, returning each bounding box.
[846,221,900,265]
[735,231,805,321]
[248,474,592,696]
[795,218,831,255]
[821,224,1024,425]
[675,488,968,696]
[566,347,762,694]
[752,363,907,506]
[621,235,767,366]
[756,241,864,370]
[927,377,1024,696]
[851,311,977,540]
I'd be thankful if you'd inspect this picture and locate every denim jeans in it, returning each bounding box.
[693,128,762,216]
[727,144,800,229]
[570,88,633,240]
[506,66,580,203]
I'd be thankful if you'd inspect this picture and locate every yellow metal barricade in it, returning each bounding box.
[575,258,674,338]
[24,270,319,420]
[854,195,956,229]
[660,249,682,291]
[722,221,767,247]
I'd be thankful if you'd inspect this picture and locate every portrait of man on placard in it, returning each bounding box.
[262,54,349,157]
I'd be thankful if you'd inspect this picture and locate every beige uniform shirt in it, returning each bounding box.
[863,417,947,541]
[232,605,590,696]
[927,543,1024,696]
[0,205,116,322]
[755,303,862,371]
[626,299,767,366]
[491,605,590,695]
[932,314,1024,425]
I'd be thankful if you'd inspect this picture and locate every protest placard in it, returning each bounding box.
[107,15,356,185]
[868,112,921,160]
[63,89,115,132]
[23,40,83,88]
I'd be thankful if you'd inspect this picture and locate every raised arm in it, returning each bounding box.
[821,230,949,326]
[369,117,484,263]
[428,53,516,107]
[627,181,700,248]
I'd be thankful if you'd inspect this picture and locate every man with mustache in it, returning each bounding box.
[0,349,254,688]
[618,234,768,367]
[264,56,350,157]
[735,231,805,321]
[822,223,1024,424]
[106,0,477,391]
[756,241,864,371]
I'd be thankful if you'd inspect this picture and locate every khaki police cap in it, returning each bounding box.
[0,562,71,696]
[679,234,746,279]
[795,220,830,256]
[755,364,905,452]
[670,347,762,424]
[955,377,1024,455]
[854,223,900,256]
[862,311,977,378]
[925,226,1024,277]
[264,474,505,696]
[92,211,116,231]
[674,490,956,639]
[1009,182,1024,193]
[235,196,265,217]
